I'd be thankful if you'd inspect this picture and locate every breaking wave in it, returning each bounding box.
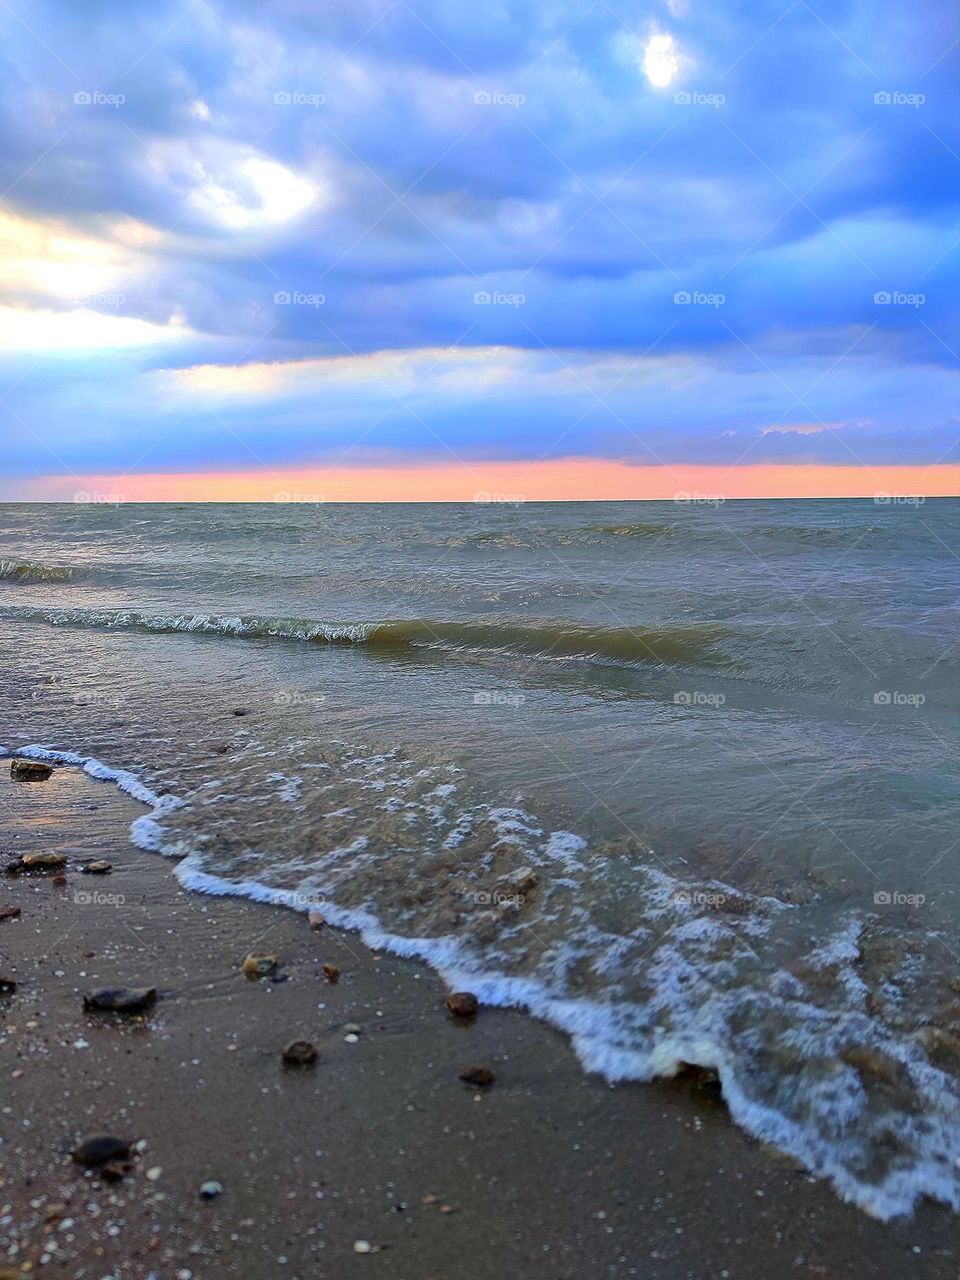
[0,559,74,583]
[0,605,731,669]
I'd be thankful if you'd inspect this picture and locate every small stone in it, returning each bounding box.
[353,1240,372,1254]
[440,1204,457,1214]
[100,1159,130,1182]
[445,991,479,1018]
[21,852,68,871]
[458,1065,495,1087]
[243,951,279,979]
[0,976,17,995]
[281,1039,317,1066]
[81,860,112,875]
[322,963,340,983]
[52,874,68,886]
[199,1180,224,1199]
[146,1166,163,1181]
[83,987,157,1014]
[421,1193,438,1205]
[344,1033,360,1044]
[232,707,250,717]
[11,758,53,780]
[0,905,21,922]
[344,1023,362,1034]
[71,1134,132,1169]
[308,911,325,930]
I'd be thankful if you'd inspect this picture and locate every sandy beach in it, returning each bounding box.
[0,762,955,1280]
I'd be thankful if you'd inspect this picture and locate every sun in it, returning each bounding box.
[643,32,681,88]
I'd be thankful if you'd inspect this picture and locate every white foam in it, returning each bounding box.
[3,740,957,1223]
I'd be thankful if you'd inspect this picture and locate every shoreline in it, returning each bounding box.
[0,762,956,1277]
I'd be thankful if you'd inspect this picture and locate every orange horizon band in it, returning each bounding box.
[7,461,959,502]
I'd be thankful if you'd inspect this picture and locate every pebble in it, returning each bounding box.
[83,987,157,1013]
[146,1166,163,1181]
[11,758,53,780]
[281,1040,318,1066]
[322,963,340,983]
[0,905,21,922]
[0,977,16,995]
[72,1135,132,1171]
[353,1240,372,1254]
[445,992,479,1018]
[81,860,113,875]
[458,1065,496,1087]
[243,951,279,978]
[199,1180,224,1200]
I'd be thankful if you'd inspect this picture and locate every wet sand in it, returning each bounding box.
[0,765,955,1279]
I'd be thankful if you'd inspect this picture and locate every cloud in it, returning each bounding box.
[0,0,956,481]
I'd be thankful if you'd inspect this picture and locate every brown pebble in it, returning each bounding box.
[232,707,250,716]
[458,1065,495,1087]
[81,860,112,875]
[282,1039,318,1066]
[308,911,325,931]
[445,991,479,1018]
[0,905,21,922]
[71,1134,132,1168]
[322,963,340,984]
[243,951,279,979]
[21,852,68,872]
[421,1193,438,1205]
[440,1204,457,1214]
[11,758,53,780]
[52,874,68,887]
[100,1159,130,1182]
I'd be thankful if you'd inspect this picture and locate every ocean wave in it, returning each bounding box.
[0,605,731,669]
[2,739,958,1222]
[0,558,74,583]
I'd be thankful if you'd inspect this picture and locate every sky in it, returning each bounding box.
[0,0,957,501]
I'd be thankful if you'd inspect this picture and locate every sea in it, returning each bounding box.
[1,497,957,1219]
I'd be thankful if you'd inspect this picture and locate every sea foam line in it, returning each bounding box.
[1,741,957,1222]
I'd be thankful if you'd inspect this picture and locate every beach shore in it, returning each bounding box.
[0,764,955,1279]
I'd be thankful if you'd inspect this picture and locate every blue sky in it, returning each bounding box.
[0,0,957,490]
